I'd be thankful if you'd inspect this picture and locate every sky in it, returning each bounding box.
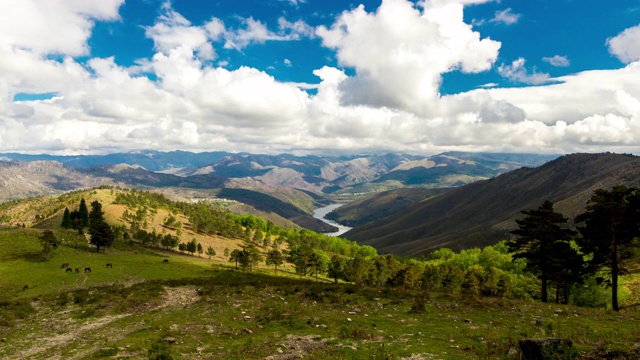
[1,0,640,156]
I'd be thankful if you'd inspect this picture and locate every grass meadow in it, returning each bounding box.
[2,229,640,359]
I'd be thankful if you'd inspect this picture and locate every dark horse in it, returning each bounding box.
[106,263,113,268]
[163,259,169,263]
[22,284,28,291]
[61,262,69,269]
[65,267,73,273]
[84,267,91,273]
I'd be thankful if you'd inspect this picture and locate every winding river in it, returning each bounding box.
[312,203,353,237]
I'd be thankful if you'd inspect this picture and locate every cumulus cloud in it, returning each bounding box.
[316,0,500,114]
[2,0,640,156]
[607,24,640,63]
[542,55,570,67]
[498,58,551,85]
[145,3,215,60]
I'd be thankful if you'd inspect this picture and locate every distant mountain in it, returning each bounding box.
[0,151,557,193]
[0,161,112,201]
[343,153,640,257]
[325,188,451,227]
[0,150,560,235]
[0,150,229,173]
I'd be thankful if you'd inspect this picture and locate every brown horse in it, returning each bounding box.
[65,267,73,273]
[84,267,91,273]
[106,263,113,268]
[75,268,80,273]
[22,284,28,290]
[61,262,69,269]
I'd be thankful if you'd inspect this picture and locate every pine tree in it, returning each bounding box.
[576,186,640,311]
[78,198,89,228]
[266,249,284,274]
[61,207,72,229]
[206,246,216,259]
[88,200,114,253]
[509,201,576,303]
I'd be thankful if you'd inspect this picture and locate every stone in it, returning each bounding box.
[519,338,574,360]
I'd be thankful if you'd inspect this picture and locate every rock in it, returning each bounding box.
[508,347,518,356]
[519,338,573,360]
[164,337,176,344]
[464,319,472,323]
[243,328,253,334]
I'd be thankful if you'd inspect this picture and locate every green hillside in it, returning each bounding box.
[2,228,640,359]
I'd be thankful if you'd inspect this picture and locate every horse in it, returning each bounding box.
[65,267,73,273]
[75,268,80,273]
[163,259,169,263]
[84,267,91,273]
[22,284,28,291]
[106,263,113,268]
[61,262,69,269]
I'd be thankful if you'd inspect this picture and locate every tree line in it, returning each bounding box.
[50,186,640,311]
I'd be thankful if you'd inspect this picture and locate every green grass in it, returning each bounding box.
[2,229,640,359]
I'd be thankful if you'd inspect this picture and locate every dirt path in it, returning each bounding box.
[4,286,199,360]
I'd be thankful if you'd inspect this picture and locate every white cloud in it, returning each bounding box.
[145,4,215,60]
[2,0,640,157]
[284,59,292,67]
[542,55,570,67]
[607,24,640,63]
[316,0,500,114]
[223,17,313,50]
[490,8,521,25]
[498,58,551,85]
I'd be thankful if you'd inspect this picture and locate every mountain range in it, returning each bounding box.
[0,150,563,251]
[343,152,640,256]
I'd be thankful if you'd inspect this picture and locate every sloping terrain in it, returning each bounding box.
[0,161,112,201]
[325,187,451,227]
[344,153,640,256]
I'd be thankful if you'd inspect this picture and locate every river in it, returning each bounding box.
[312,203,353,237]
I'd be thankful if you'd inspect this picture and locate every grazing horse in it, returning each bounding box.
[84,267,91,273]
[75,268,80,273]
[61,262,69,269]
[22,284,28,290]
[65,267,73,273]
[163,259,169,263]
[106,263,113,268]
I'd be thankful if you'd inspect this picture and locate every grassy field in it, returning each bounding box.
[2,229,640,359]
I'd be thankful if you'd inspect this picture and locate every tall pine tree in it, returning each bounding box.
[78,198,89,228]
[576,186,640,311]
[61,207,72,229]
[509,201,576,303]
[88,201,114,253]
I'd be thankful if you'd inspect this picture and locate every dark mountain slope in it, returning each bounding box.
[325,188,451,227]
[344,153,640,256]
[217,188,337,233]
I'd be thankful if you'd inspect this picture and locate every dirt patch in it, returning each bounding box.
[3,286,199,360]
[265,334,334,360]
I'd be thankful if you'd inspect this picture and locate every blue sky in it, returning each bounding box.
[1,0,640,155]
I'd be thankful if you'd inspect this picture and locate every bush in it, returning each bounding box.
[148,340,174,360]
